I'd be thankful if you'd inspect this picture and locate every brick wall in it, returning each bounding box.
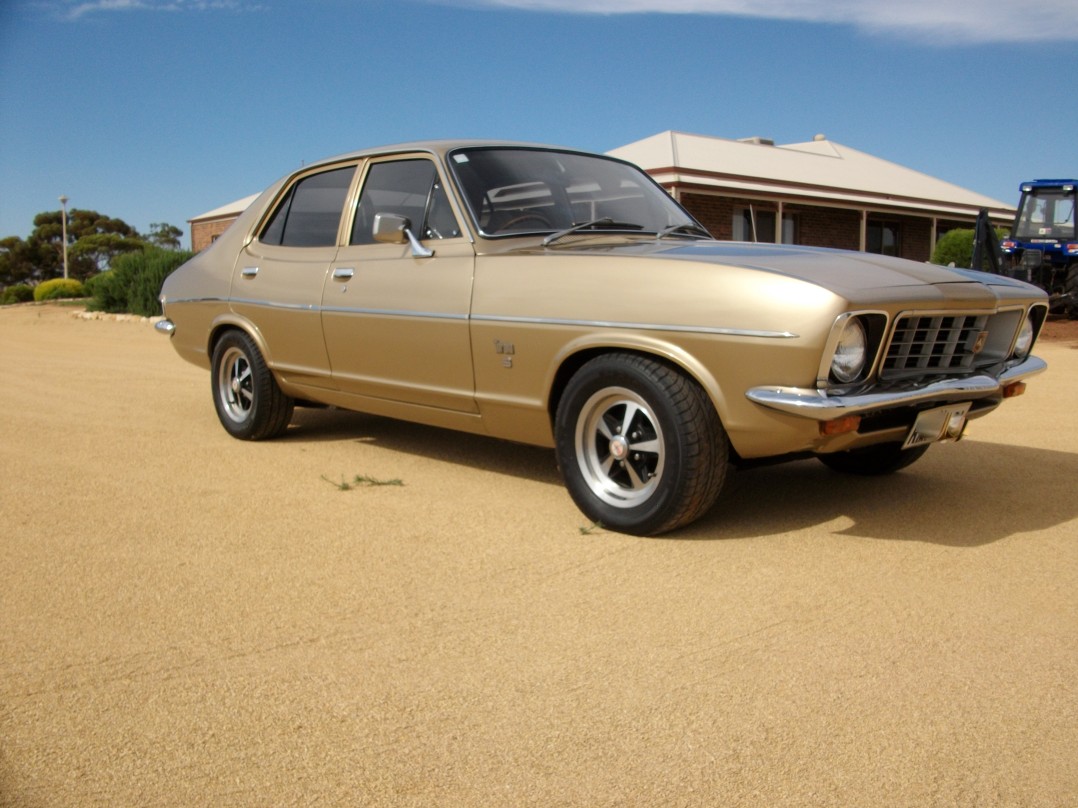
[680,193,735,240]
[792,205,861,251]
[191,217,238,252]
[679,191,968,261]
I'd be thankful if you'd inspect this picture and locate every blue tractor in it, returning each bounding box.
[1000,179,1078,317]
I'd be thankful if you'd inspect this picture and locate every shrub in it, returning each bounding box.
[129,248,193,316]
[85,270,128,313]
[1,284,34,305]
[932,228,974,268]
[33,278,87,302]
[87,248,193,316]
[932,227,1007,270]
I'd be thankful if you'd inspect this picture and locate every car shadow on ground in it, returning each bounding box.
[285,405,562,486]
[284,407,1077,547]
[684,440,1078,546]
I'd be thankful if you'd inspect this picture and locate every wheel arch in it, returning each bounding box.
[207,314,272,370]
[545,335,732,435]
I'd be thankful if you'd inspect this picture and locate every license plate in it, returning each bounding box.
[902,403,972,450]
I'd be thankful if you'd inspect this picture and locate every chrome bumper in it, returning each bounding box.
[154,318,175,335]
[746,355,1047,421]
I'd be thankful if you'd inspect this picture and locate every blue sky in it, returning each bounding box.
[1,0,1075,244]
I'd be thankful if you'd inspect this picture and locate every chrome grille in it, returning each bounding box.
[881,314,989,379]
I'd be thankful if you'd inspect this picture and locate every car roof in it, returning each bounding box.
[303,139,585,170]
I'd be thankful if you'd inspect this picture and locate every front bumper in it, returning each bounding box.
[746,355,1047,421]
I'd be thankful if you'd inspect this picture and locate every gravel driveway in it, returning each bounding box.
[2,304,1076,807]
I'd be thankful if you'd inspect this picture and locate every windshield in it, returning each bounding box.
[448,147,703,239]
[1013,187,1076,240]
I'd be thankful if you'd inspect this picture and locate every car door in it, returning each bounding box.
[232,163,356,390]
[321,156,478,412]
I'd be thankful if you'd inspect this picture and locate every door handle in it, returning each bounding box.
[332,268,355,281]
[241,266,259,278]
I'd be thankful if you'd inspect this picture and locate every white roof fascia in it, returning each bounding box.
[610,130,1012,216]
[189,193,259,224]
[648,171,1012,221]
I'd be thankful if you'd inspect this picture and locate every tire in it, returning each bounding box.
[1065,264,1078,319]
[210,330,294,440]
[555,353,728,536]
[818,442,929,476]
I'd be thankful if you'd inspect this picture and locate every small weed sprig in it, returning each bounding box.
[579,521,604,535]
[321,474,404,491]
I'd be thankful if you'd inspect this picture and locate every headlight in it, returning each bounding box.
[830,318,867,383]
[1013,314,1035,358]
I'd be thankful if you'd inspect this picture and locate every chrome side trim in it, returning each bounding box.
[229,297,319,312]
[746,355,1047,421]
[321,305,468,320]
[219,300,785,335]
[471,313,797,339]
[163,296,227,305]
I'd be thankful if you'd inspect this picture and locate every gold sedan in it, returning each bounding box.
[158,142,1048,535]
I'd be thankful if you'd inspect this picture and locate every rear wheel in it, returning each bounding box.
[555,354,727,536]
[818,442,928,476]
[211,330,294,440]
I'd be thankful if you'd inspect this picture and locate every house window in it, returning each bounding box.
[733,207,797,243]
[867,220,900,256]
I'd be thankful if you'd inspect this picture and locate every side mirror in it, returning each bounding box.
[372,213,434,258]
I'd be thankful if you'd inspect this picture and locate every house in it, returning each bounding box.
[188,132,1012,261]
[188,194,258,252]
[610,131,1012,262]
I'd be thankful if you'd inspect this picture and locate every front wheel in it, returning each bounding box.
[555,354,727,536]
[211,330,294,440]
[818,442,929,476]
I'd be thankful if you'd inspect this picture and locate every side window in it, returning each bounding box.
[259,165,355,247]
[351,159,460,245]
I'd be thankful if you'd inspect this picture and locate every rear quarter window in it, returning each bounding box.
[259,165,355,247]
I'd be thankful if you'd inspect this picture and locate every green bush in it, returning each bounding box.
[33,278,87,302]
[932,227,1007,269]
[87,248,193,316]
[932,228,974,268]
[84,270,127,313]
[130,248,193,316]
[1,284,34,305]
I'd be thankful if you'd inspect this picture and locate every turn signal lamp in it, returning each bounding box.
[820,415,861,436]
[1003,381,1027,399]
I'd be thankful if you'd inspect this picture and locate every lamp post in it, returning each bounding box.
[58,195,70,280]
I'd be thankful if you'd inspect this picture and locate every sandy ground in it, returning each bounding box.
[1,303,1076,807]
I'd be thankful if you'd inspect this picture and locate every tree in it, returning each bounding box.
[28,209,145,281]
[0,236,48,286]
[146,222,184,250]
[1,209,186,287]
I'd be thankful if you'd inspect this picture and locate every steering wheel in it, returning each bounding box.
[495,212,552,233]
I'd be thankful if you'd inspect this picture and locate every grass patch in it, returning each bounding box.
[321,473,404,491]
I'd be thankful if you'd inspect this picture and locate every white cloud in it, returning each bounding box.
[60,0,259,20]
[445,0,1078,43]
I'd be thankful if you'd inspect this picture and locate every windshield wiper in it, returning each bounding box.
[542,217,644,247]
[656,223,712,241]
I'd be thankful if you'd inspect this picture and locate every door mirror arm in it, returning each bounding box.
[372,213,434,258]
